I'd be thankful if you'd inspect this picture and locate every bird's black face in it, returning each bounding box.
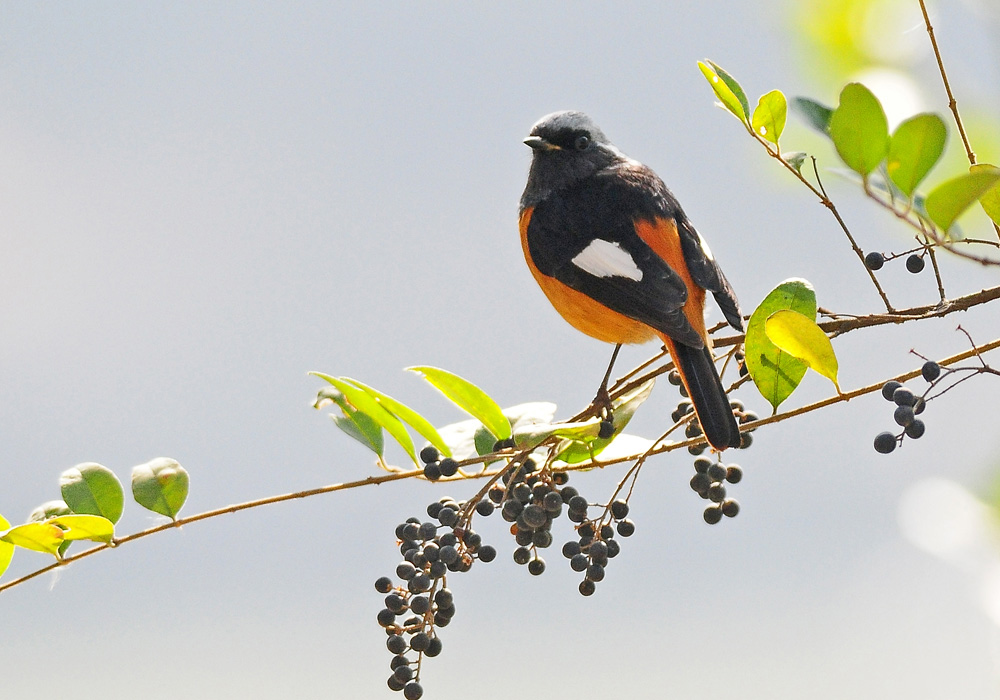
[520,111,623,209]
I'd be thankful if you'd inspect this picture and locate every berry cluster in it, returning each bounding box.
[374,482,498,697]
[864,250,925,274]
[560,496,634,596]
[688,456,743,524]
[873,360,941,454]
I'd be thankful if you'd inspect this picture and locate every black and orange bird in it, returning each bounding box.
[518,111,744,450]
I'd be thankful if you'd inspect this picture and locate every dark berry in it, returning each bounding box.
[375,576,394,593]
[433,588,453,607]
[439,458,459,477]
[513,546,532,565]
[921,361,941,382]
[377,608,397,627]
[893,405,915,427]
[892,386,916,407]
[475,500,494,517]
[689,444,707,455]
[488,486,504,503]
[419,446,440,464]
[527,558,546,576]
[579,579,596,596]
[425,637,443,657]
[418,522,437,540]
[738,432,753,449]
[668,369,682,386]
[599,524,615,540]
[388,676,406,692]
[422,463,441,480]
[477,544,497,562]
[395,562,417,580]
[708,484,727,503]
[387,635,407,654]
[390,654,410,670]
[881,380,902,401]
[606,539,621,558]
[568,495,589,514]
[408,574,431,593]
[570,553,589,572]
[437,507,458,527]
[492,438,515,451]
[403,681,424,700]
[532,530,553,548]
[598,419,615,439]
[543,491,564,513]
[864,251,885,270]
[522,504,548,529]
[562,541,581,558]
[722,499,740,518]
[905,419,926,439]
[429,561,447,578]
[513,483,532,503]
[684,420,703,438]
[873,431,897,454]
[438,545,458,565]
[515,528,533,546]
[610,499,630,519]
[552,471,569,485]
[385,593,407,613]
[589,540,609,563]
[906,254,925,273]
[707,462,727,482]
[693,457,713,474]
[587,563,605,582]
[913,397,926,414]
[409,596,430,615]
[725,465,743,484]
[703,505,723,524]
[616,519,636,537]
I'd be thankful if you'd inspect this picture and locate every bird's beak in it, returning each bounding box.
[524,135,559,151]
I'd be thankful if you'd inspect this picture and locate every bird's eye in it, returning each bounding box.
[574,135,591,151]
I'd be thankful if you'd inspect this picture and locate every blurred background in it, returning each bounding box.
[2,1,999,697]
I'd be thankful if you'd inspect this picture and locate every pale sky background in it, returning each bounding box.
[2,2,1000,699]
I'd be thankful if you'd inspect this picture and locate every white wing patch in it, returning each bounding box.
[571,239,643,281]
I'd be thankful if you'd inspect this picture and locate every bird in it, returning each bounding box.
[518,110,744,450]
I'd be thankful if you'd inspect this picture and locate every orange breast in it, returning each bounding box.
[519,208,656,345]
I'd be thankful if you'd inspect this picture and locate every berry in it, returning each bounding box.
[433,588,454,607]
[689,444,707,455]
[375,576,394,593]
[690,473,711,497]
[388,676,406,692]
[892,386,916,407]
[906,254,925,273]
[475,500,494,517]
[881,380,902,401]
[721,499,740,518]
[616,519,636,537]
[725,465,743,484]
[532,530,553,548]
[873,431,897,454]
[527,558,546,576]
[477,545,497,562]
[579,579,596,596]
[403,681,424,700]
[693,457,713,474]
[668,369,682,386]
[707,484,727,503]
[488,486,504,503]
[384,594,407,613]
[419,446,440,464]
[410,631,430,651]
[703,506,723,524]
[390,654,410,670]
[905,419,926,439]
[408,574,431,593]
[610,499,629,519]
[707,462,727,482]
[377,608,397,627]
[492,438,516,451]
[606,539,621,558]
[439,458,459,477]
[543,491,564,512]
[598,420,615,439]
[893,405,915,427]
[425,637,443,657]
[684,420,703,438]
[921,361,941,382]
[568,495,589,514]
[418,522,437,540]
[587,563,606,582]
[422,463,441,481]
[387,635,407,654]
[409,596,430,615]
[437,507,458,527]
[864,251,885,270]
[913,397,926,415]
[570,553,589,572]
[521,504,548,529]
[562,541,581,558]
[396,562,417,580]
[513,546,532,565]
[738,432,753,449]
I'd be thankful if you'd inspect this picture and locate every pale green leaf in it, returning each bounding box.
[745,279,816,411]
[0,521,64,556]
[765,310,840,392]
[887,114,947,197]
[342,377,452,458]
[50,514,115,543]
[407,366,511,441]
[971,163,1000,226]
[752,90,787,144]
[925,165,1000,234]
[131,457,190,520]
[829,83,889,177]
[697,61,747,122]
[60,462,125,524]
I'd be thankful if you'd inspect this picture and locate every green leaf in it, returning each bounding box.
[131,458,190,520]
[341,378,452,458]
[925,165,1000,233]
[50,514,115,543]
[59,462,125,524]
[972,164,1000,226]
[707,61,750,122]
[765,310,840,392]
[554,378,655,464]
[784,151,807,173]
[28,500,71,522]
[828,83,889,177]
[435,402,556,460]
[791,97,833,134]
[312,373,417,465]
[407,366,511,441]
[0,521,64,556]
[752,90,787,144]
[514,419,602,451]
[697,60,747,122]
[887,114,947,197]
[316,386,384,456]
[0,514,13,578]
[745,279,816,411]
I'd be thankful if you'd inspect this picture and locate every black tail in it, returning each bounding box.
[673,342,741,450]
